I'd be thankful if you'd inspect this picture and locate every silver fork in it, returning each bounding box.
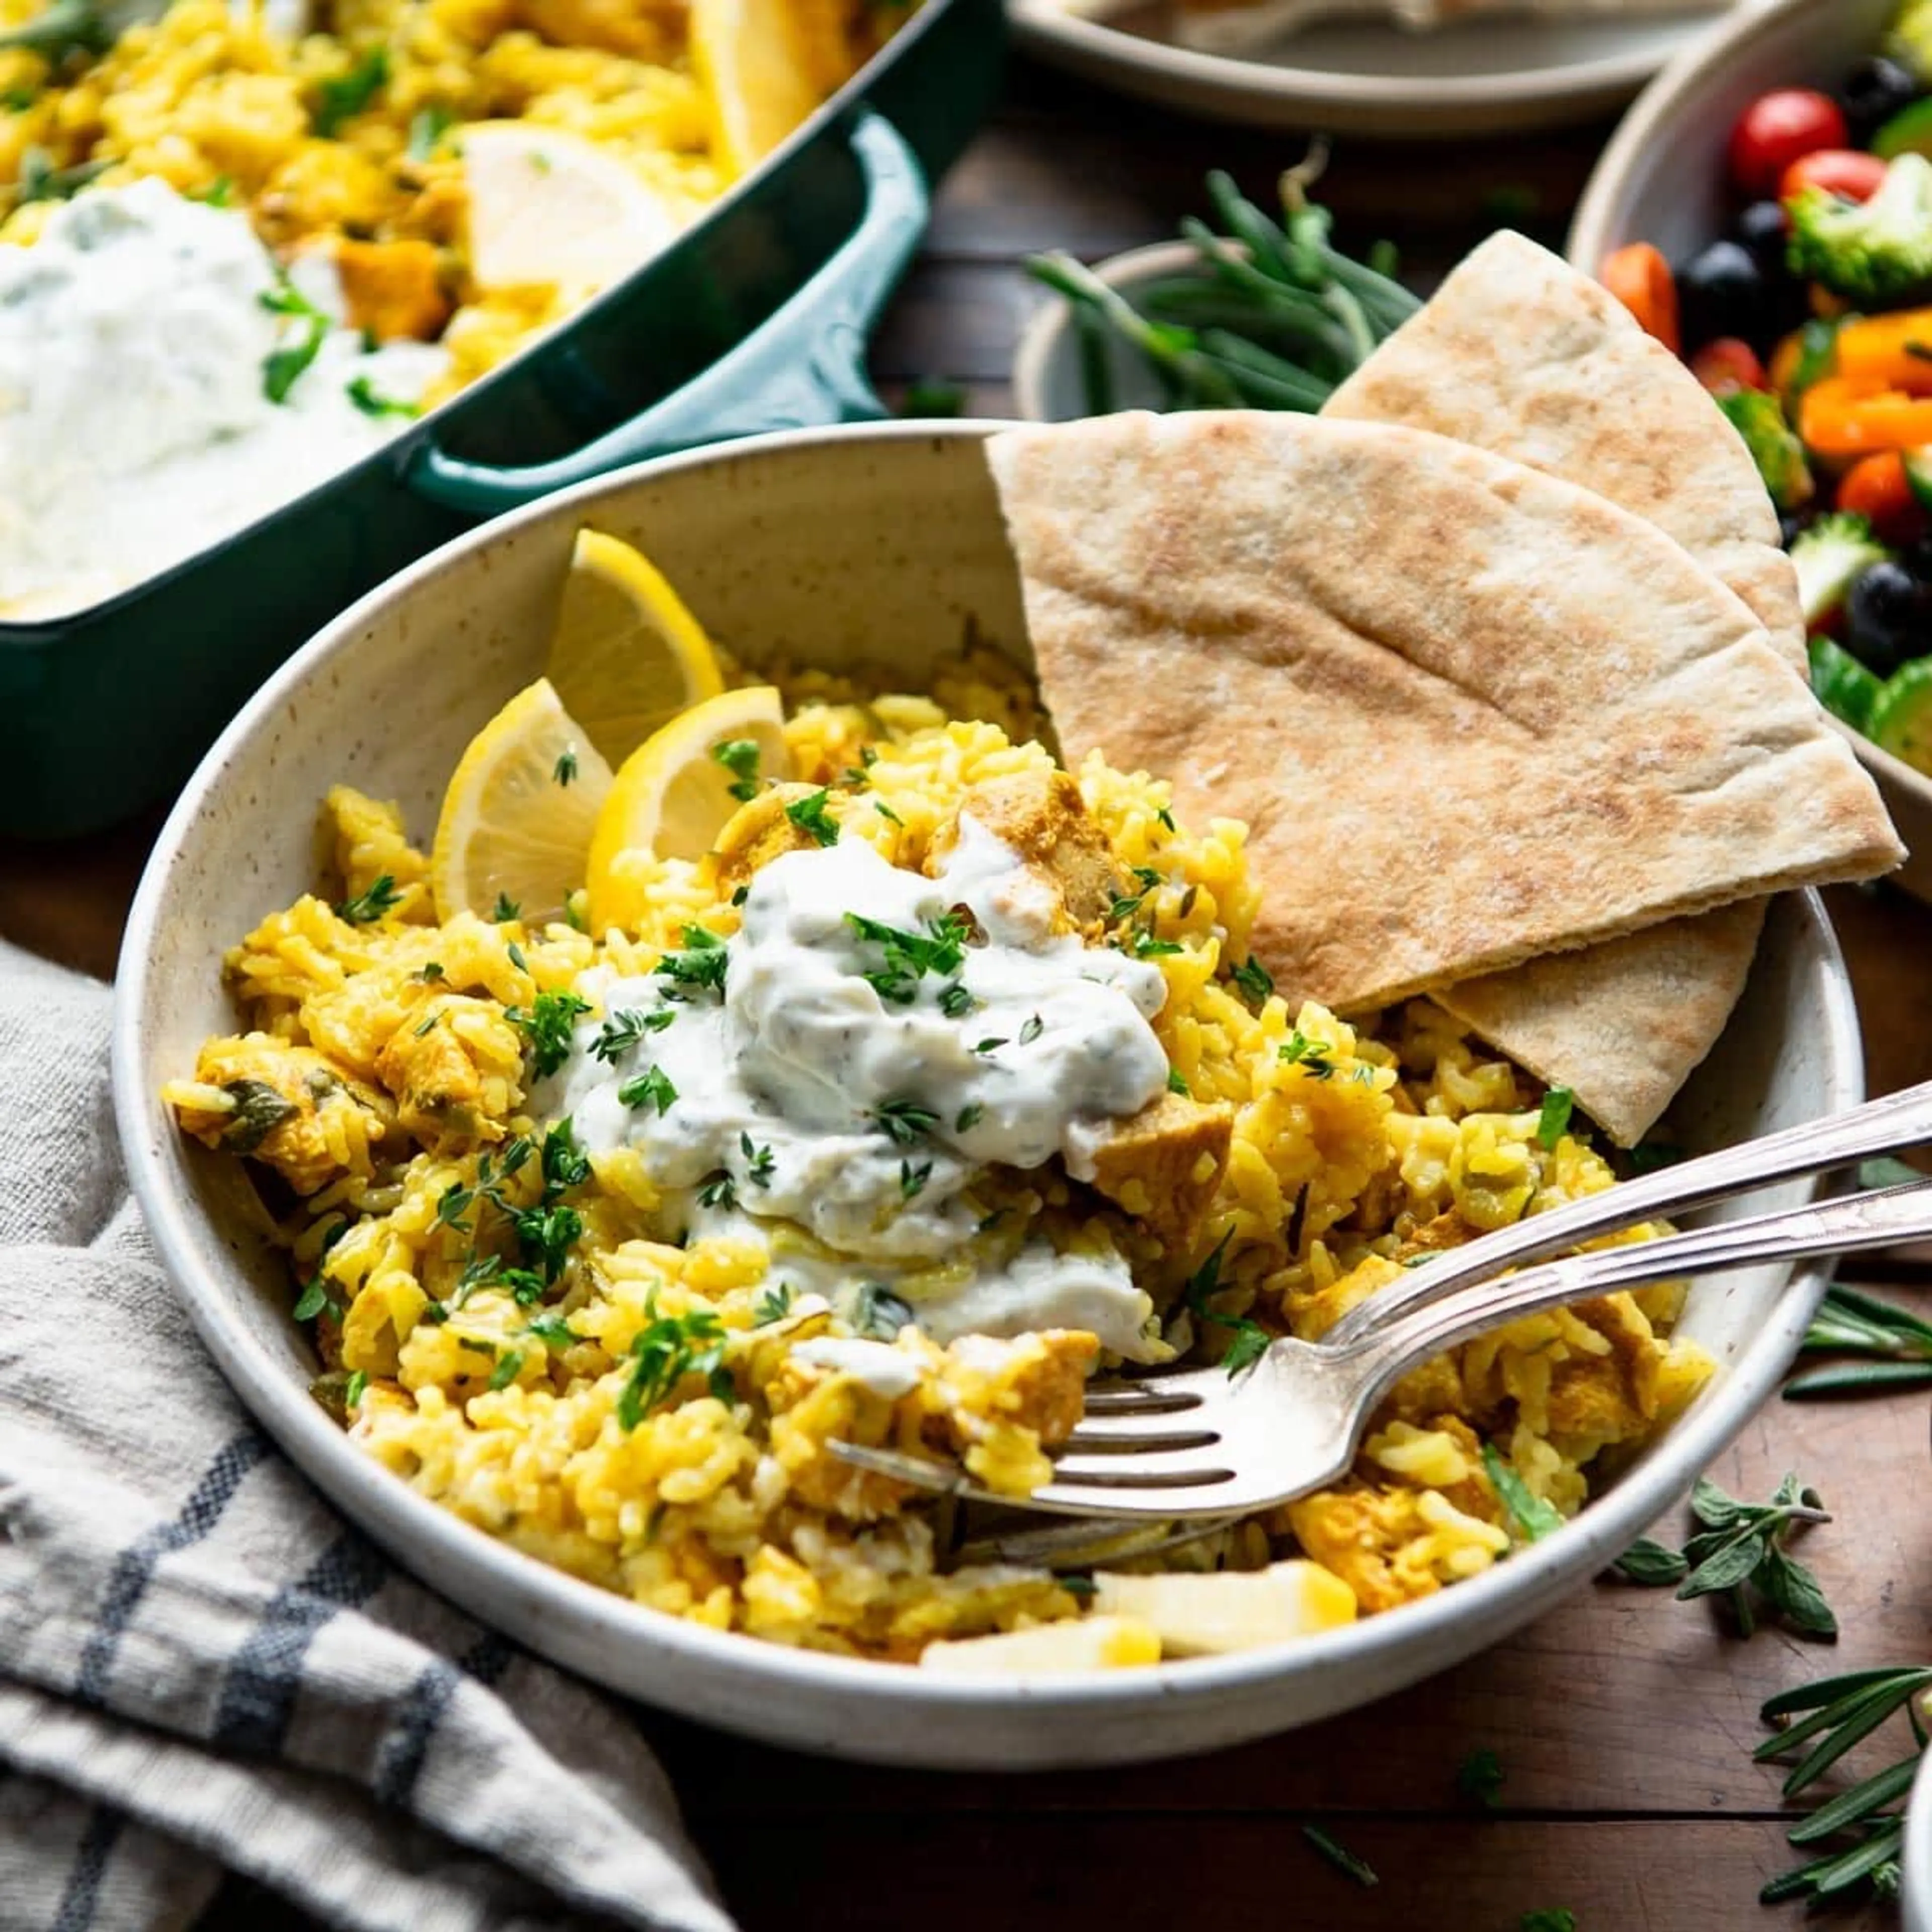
[832,1179,1932,1521]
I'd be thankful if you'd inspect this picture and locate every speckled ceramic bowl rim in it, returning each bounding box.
[113,420,1859,1748]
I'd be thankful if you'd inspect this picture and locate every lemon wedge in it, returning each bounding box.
[689,0,826,179]
[461,123,683,296]
[432,679,614,926]
[543,529,726,770]
[586,684,791,934]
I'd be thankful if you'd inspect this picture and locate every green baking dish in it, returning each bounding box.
[6,0,1001,841]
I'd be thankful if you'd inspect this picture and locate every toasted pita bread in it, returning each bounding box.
[1324,233,1803,1140]
[1326,231,1803,670]
[990,412,1899,1019]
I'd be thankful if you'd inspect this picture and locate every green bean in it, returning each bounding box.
[1198,331,1333,409]
[1074,304,1115,418]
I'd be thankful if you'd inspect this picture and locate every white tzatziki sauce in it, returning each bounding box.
[542,821,1176,1359]
[0,179,448,618]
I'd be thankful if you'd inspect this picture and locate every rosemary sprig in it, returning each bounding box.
[1754,1665,1932,1907]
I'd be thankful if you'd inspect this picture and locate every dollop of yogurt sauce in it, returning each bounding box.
[0,179,447,618]
[543,820,1176,1359]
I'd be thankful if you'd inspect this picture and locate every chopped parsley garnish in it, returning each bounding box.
[870,1099,938,1146]
[1278,1031,1335,1079]
[412,1012,437,1038]
[938,983,976,1019]
[539,1119,589,1193]
[591,1007,674,1060]
[313,45,389,136]
[784,789,840,847]
[1018,1014,1043,1046]
[854,1282,913,1339]
[741,1134,774,1188]
[1181,1227,1268,1375]
[955,1103,984,1135]
[1133,933,1184,958]
[845,910,971,1004]
[551,748,578,787]
[1536,1086,1574,1150]
[618,1064,678,1116]
[616,1296,731,1430]
[710,738,762,802]
[512,1202,582,1286]
[406,102,454,162]
[346,374,420,420]
[259,279,331,404]
[344,1369,368,1411]
[657,925,728,999]
[217,1079,297,1155]
[753,1282,795,1326]
[506,989,591,1078]
[1155,806,1177,832]
[973,1037,1007,1056]
[874,800,903,826]
[1106,893,1145,923]
[506,940,529,973]
[695,1169,736,1210]
[486,1349,524,1392]
[492,893,521,923]
[334,873,400,924]
[899,1158,932,1201]
[523,1311,578,1350]
[1167,1068,1190,1096]
[1231,955,1274,1008]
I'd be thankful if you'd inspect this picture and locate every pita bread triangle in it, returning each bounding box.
[989,412,1901,1120]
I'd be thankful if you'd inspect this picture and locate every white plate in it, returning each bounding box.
[1009,1,1756,136]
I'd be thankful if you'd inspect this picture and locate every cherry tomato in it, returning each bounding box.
[1728,89,1849,200]
[1779,148,1889,206]
[1691,337,1769,394]
[1837,451,1927,545]
[1600,243,1680,354]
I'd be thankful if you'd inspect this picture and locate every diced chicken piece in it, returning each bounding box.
[374,993,521,1147]
[1078,1089,1234,1249]
[1093,1562,1356,1656]
[925,769,1122,936]
[918,1616,1161,1676]
[171,1034,393,1196]
[935,1330,1096,1452]
[707,783,830,901]
[335,238,451,343]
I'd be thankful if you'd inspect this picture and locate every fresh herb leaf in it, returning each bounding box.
[1133,932,1184,957]
[259,278,331,403]
[955,1103,984,1135]
[1018,1014,1043,1045]
[590,1007,674,1061]
[1455,1747,1503,1810]
[1610,1538,1689,1587]
[1482,1442,1564,1543]
[292,1276,335,1322]
[619,1064,678,1116]
[551,748,578,786]
[899,1158,932,1202]
[435,1181,475,1231]
[616,1296,730,1429]
[524,1311,577,1350]
[506,940,528,973]
[492,893,521,922]
[1219,1317,1270,1376]
[973,1037,1007,1056]
[539,1119,589,1194]
[1520,1914,1575,1932]
[346,374,419,420]
[1155,806,1176,833]
[1106,893,1145,923]
[695,1169,737,1210]
[854,1282,913,1339]
[1278,1031,1335,1079]
[753,1282,794,1325]
[1536,1086,1575,1150]
[486,1348,524,1392]
[740,1134,774,1188]
[217,1079,298,1154]
[657,925,728,999]
[1301,1824,1376,1888]
[406,102,454,162]
[1230,955,1274,1008]
[313,45,388,136]
[506,989,591,1078]
[845,911,969,1002]
[0,0,113,67]
[417,962,444,982]
[344,1368,368,1411]
[15,145,110,204]
[870,1099,938,1145]
[335,873,401,923]
[938,983,975,1019]
[1167,1068,1190,1096]
[785,789,840,847]
[901,377,965,417]
[874,800,903,826]
[1628,1140,1684,1174]
[711,738,762,802]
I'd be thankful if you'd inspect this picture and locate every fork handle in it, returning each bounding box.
[1322,1077,1932,1349]
[1336,1180,1932,1414]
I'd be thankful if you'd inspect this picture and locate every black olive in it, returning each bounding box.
[1846,560,1932,678]
[1675,238,1769,355]
[1838,55,1923,149]
[1780,508,1820,550]
[1734,199,1792,272]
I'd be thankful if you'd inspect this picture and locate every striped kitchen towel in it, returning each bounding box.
[0,940,734,1932]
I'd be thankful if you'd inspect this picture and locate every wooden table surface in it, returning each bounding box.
[45,53,1932,1932]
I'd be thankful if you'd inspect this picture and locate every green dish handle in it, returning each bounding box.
[404,111,928,517]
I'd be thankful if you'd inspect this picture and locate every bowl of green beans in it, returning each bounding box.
[1011,167,1419,424]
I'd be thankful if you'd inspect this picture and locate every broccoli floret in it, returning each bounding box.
[1714,388,1814,514]
[1887,0,1932,80]
[1788,152,1932,305]
[1790,512,1893,627]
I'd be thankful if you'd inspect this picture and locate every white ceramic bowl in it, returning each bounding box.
[1569,0,1932,903]
[1907,1741,1932,1932]
[114,421,1860,1770]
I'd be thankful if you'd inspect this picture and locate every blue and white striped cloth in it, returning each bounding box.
[0,943,734,1932]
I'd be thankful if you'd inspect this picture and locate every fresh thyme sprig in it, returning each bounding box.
[1755,1665,1932,1908]
[1182,1227,1270,1375]
[1611,1475,1836,1640]
[505,989,590,1079]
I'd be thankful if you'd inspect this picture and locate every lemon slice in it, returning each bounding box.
[586,684,791,934]
[543,529,726,770]
[460,123,683,296]
[432,679,615,925]
[689,0,826,179]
